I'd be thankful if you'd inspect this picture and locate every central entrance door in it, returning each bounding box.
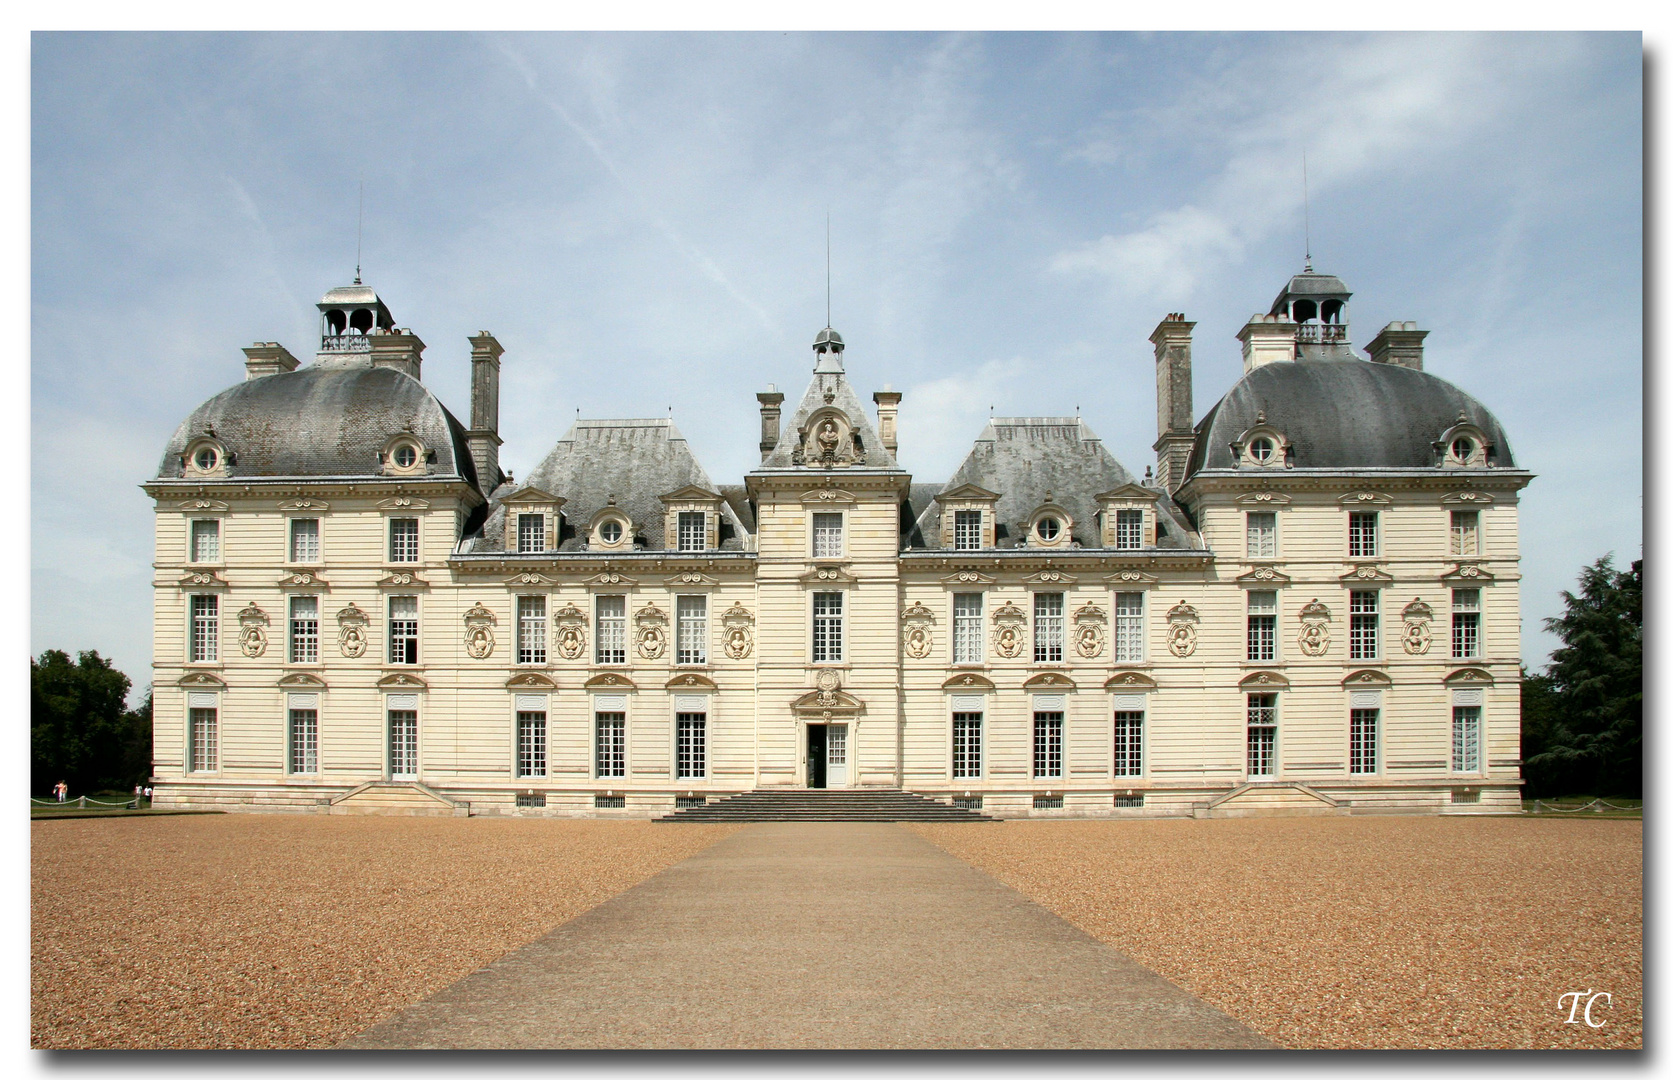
[807,724,827,788]
[806,724,848,789]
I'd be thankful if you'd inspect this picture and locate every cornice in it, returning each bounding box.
[1177,469,1534,504]
[143,477,484,506]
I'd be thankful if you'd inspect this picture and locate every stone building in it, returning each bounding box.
[145,267,1532,816]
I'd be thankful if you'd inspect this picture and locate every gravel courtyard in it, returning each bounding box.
[910,816,1642,1049]
[31,815,736,1049]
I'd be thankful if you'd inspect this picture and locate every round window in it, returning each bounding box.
[193,446,218,471]
[600,520,623,544]
[1249,437,1275,463]
[393,444,418,468]
[1450,437,1475,462]
[1036,516,1061,541]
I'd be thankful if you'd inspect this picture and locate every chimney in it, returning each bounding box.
[757,385,784,461]
[468,332,504,490]
[369,328,425,381]
[1238,313,1296,373]
[1366,322,1428,371]
[242,342,299,381]
[1149,314,1195,494]
[873,386,902,455]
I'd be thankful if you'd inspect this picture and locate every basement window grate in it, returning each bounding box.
[515,792,546,808]
[1114,794,1145,808]
[1451,789,1481,804]
[594,795,626,808]
[675,796,707,809]
[1032,795,1063,810]
[952,796,983,810]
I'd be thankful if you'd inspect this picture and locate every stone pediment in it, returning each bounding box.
[378,570,427,589]
[1093,483,1160,504]
[377,496,431,512]
[666,571,720,588]
[176,670,226,688]
[1440,490,1495,505]
[377,671,428,691]
[1239,669,1290,691]
[1340,564,1393,586]
[1105,569,1158,587]
[790,688,865,718]
[505,671,558,690]
[667,672,719,691]
[1237,565,1290,586]
[277,497,330,512]
[177,497,229,513]
[800,486,859,505]
[941,569,997,586]
[941,672,996,691]
[659,484,724,505]
[504,571,554,588]
[934,483,1000,504]
[1444,666,1495,687]
[802,564,857,585]
[1442,563,1496,584]
[1341,669,1392,688]
[178,570,229,588]
[1235,490,1292,507]
[1104,670,1158,691]
[277,671,328,689]
[584,672,637,691]
[499,485,565,508]
[1024,570,1077,587]
[277,569,328,590]
[1022,671,1077,691]
[1338,490,1393,506]
[584,571,638,589]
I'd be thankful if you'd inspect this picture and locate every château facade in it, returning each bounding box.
[146,268,1532,817]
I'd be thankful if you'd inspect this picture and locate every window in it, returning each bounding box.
[388,596,419,665]
[1035,516,1061,542]
[677,511,706,552]
[288,707,318,774]
[392,444,418,469]
[389,709,418,778]
[953,510,983,551]
[517,792,547,808]
[1451,589,1481,659]
[952,712,982,779]
[812,592,844,662]
[1115,593,1145,663]
[1115,509,1144,550]
[190,519,220,562]
[1034,592,1064,663]
[596,595,627,664]
[676,713,706,779]
[1246,591,1277,662]
[517,595,547,665]
[1114,711,1144,777]
[596,712,626,778]
[517,513,546,553]
[676,595,707,665]
[1452,706,1482,772]
[952,593,983,664]
[1246,512,1277,559]
[1249,436,1275,463]
[1349,591,1379,660]
[192,446,219,472]
[812,512,844,557]
[1350,708,1379,774]
[1348,512,1379,558]
[190,594,218,662]
[599,519,623,545]
[1032,710,1063,779]
[517,711,547,778]
[289,596,319,664]
[389,518,419,562]
[290,518,319,562]
[1247,694,1277,777]
[188,707,218,772]
[1449,437,1476,464]
[1451,511,1480,556]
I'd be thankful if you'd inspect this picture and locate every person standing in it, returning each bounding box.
[54,781,67,803]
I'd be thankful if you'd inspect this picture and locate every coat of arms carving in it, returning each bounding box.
[1297,599,1332,657]
[237,602,269,658]
[1401,598,1434,655]
[722,602,755,660]
[463,602,497,659]
[901,601,936,659]
[1166,601,1199,658]
[553,602,589,660]
[336,603,369,658]
[991,600,1027,659]
[635,602,669,659]
[1073,602,1106,659]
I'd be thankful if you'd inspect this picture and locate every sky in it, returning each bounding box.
[29,31,1643,700]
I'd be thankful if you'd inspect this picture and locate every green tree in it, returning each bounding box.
[30,649,145,797]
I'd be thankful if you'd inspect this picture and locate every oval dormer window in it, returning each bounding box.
[1036,516,1061,542]
[600,521,623,544]
[1450,437,1475,464]
[393,445,418,469]
[193,446,219,472]
[1249,437,1275,464]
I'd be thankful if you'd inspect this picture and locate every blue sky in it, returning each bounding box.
[30,32,1642,697]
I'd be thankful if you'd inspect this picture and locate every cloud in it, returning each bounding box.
[901,355,1033,478]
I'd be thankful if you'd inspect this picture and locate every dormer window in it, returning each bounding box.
[953,510,982,551]
[1436,418,1490,468]
[393,444,418,469]
[382,436,427,477]
[1036,516,1060,542]
[1114,510,1144,551]
[678,511,706,552]
[601,521,622,544]
[517,513,546,554]
[1449,437,1475,464]
[184,437,227,477]
[1249,437,1275,464]
[194,446,219,471]
[1235,423,1289,469]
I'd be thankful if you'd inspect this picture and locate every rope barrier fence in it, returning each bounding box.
[1530,798,1640,814]
[30,796,144,810]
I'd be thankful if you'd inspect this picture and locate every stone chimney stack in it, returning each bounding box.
[369,328,425,381]
[873,387,902,455]
[757,386,784,461]
[1365,322,1428,371]
[1238,313,1297,373]
[242,342,298,381]
[468,332,504,490]
[1150,314,1195,494]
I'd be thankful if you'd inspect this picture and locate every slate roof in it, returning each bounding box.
[758,366,901,471]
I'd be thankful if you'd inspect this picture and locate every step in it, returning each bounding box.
[656,788,996,823]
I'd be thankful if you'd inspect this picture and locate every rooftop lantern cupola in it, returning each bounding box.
[1269,268,1354,360]
[317,282,395,357]
[813,326,845,374]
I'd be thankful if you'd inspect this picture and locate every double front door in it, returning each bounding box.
[806,724,848,788]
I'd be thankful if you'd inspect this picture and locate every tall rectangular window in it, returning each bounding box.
[517,595,547,665]
[1451,510,1480,556]
[1348,512,1379,558]
[812,592,844,662]
[953,510,983,551]
[516,711,548,778]
[1247,693,1277,777]
[1114,711,1144,777]
[1115,509,1144,550]
[1452,706,1482,772]
[1246,512,1277,558]
[676,595,707,665]
[596,712,626,778]
[388,709,417,778]
[289,596,319,664]
[596,595,627,664]
[388,596,419,665]
[190,594,219,662]
[517,513,546,553]
[1247,591,1277,662]
[1451,589,1481,658]
[1115,592,1145,663]
[1349,591,1380,660]
[676,713,707,779]
[812,512,844,557]
[188,707,218,772]
[289,517,320,562]
[1034,592,1064,663]
[1032,710,1064,779]
[952,593,983,664]
[677,512,706,552]
[288,707,318,774]
[389,518,419,562]
[1350,708,1379,774]
[952,712,982,779]
[190,519,220,563]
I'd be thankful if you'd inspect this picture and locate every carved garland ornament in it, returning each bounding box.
[237,603,269,658]
[463,602,497,659]
[1402,598,1434,655]
[1297,599,1332,657]
[991,600,1028,659]
[1166,601,1199,658]
[635,602,669,660]
[336,603,369,658]
[1073,602,1107,659]
[553,602,589,660]
[722,602,755,660]
[901,601,936,660]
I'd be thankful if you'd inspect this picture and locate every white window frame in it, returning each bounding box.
[516,594,547,665]
[1033,592,1065,663]
[595,595,627,665]
[952,593,983,664]
[675,709,707,779]
[1348,511,1379,558]
[517,513,547,554]
[1246,511,1277,559]
[953,510,983,551]
[1349,707,1379,775]
[387,701,419,779]
[189,594,219,662]
[288,695,319,775]
[1114,509,1144,551]
[1452,694,1483,774]
[951,709,983,779]
[1113,707,1144,778]
[187,693,219,773]
[516,709,548,778]
[1450,510,1480,557]
[387,595,419,665]
[1247,590,1278,662]
[1247,693,1278,778]
[289,517,320,564]
[677,511,706,553]
[189,518,221,564]
[289,595,320,664]
[1114,592,1145,663]
[594,701,627,779]
[389,517,420,563]
[1031,703,1064,779]
[1451,588,1482,659]
[811,511,845,558]
[812,591,845,663]
[676,594,708,665]
[1349,590,1380,661]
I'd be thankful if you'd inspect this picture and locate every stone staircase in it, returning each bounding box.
[656,788,997,823]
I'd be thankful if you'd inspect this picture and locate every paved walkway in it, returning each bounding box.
[340,823,1271,1049]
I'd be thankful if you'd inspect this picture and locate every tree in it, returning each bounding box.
[30,649,149,797]
[1522,555,1642,798]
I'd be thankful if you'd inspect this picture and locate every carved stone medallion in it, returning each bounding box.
[237,603,269,658]
[463,602,497,659]
[336,603,369,658]
[1297,599,1331,657]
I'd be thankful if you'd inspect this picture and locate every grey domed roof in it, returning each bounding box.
[157,365,478,487]
[1184,359,1516,477]
[814,326,844,348]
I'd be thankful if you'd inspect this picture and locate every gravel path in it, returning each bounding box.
[32,816,736,1049]
[908,817,1641,1049]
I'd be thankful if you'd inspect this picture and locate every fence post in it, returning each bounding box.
[77,795,85,808]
